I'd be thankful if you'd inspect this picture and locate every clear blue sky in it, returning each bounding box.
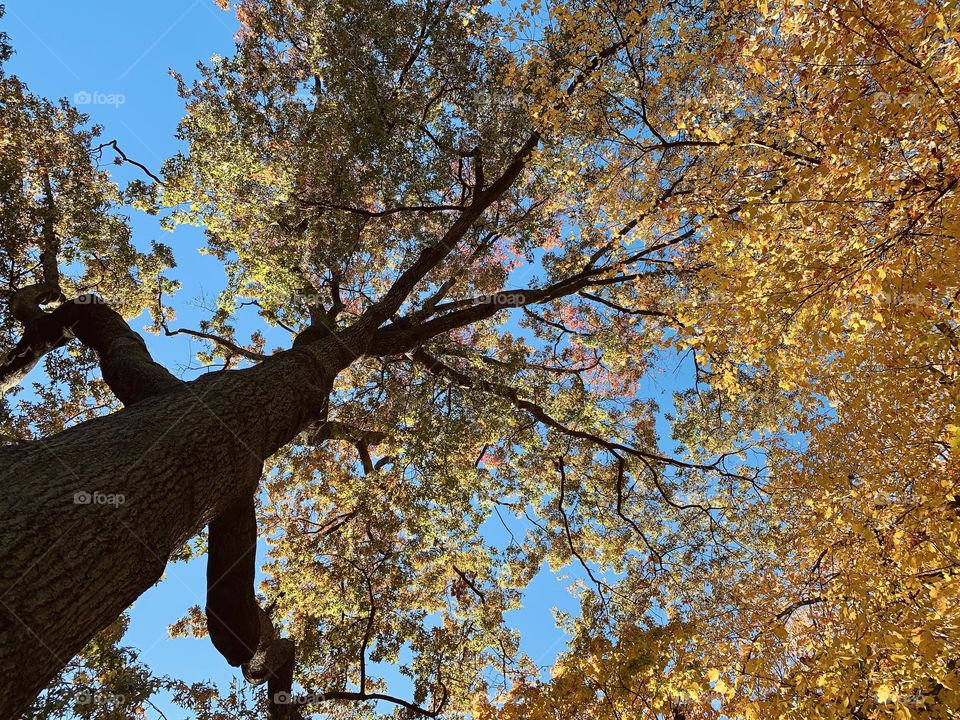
[4,2,693,716]
[4,3,262,716]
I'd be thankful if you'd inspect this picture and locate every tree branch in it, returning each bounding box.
[1,295,182,404]
[296,689,445,718]
[409,349,742,500]
[90,140,164,184]
[163,325,268,362]
[368,265,638,355]
[346,132,541,341]
[295,199,467,218]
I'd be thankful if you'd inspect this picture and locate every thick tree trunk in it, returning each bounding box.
[0,117,541,714]
[0,345,337,716]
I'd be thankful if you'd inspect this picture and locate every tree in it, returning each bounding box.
[1,0,958,718]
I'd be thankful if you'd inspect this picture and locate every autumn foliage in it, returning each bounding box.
[3,0,960,718]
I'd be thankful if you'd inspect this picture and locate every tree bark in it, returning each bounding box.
[0,341,339,716]
[206,495,262,668]
[0,295,185,401]
[0,125,544,713]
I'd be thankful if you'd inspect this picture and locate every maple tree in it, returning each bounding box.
[1,0,959,718]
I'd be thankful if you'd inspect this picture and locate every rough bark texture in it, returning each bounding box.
[0,127,541,715]
[0,295,184,401]
[206,495,261,667]
[0,344,338,716]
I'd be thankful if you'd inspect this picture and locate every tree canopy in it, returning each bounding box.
[2,0,959,718]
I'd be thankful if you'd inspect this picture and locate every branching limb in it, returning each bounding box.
[1,295,182,404]
[368,267,644,355]
[296,689,446,718]
[294,200,468,218]
[90,140,163,184]
[346,132,541,340]
[162,325,268,362]
[409,350,741,504]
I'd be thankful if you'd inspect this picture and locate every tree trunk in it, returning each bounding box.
[0,346,337,716]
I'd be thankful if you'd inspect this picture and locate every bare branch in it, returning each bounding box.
[409,350,743,491]
[90,140,163,184]
[298,689,444,718]
[162,325,268,362]
[347,132,541,340]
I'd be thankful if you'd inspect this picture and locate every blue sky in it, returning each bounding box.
[3,2,698,716]
[3,0,242,377]
[3,2,262,716]
[3,2,284,715]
